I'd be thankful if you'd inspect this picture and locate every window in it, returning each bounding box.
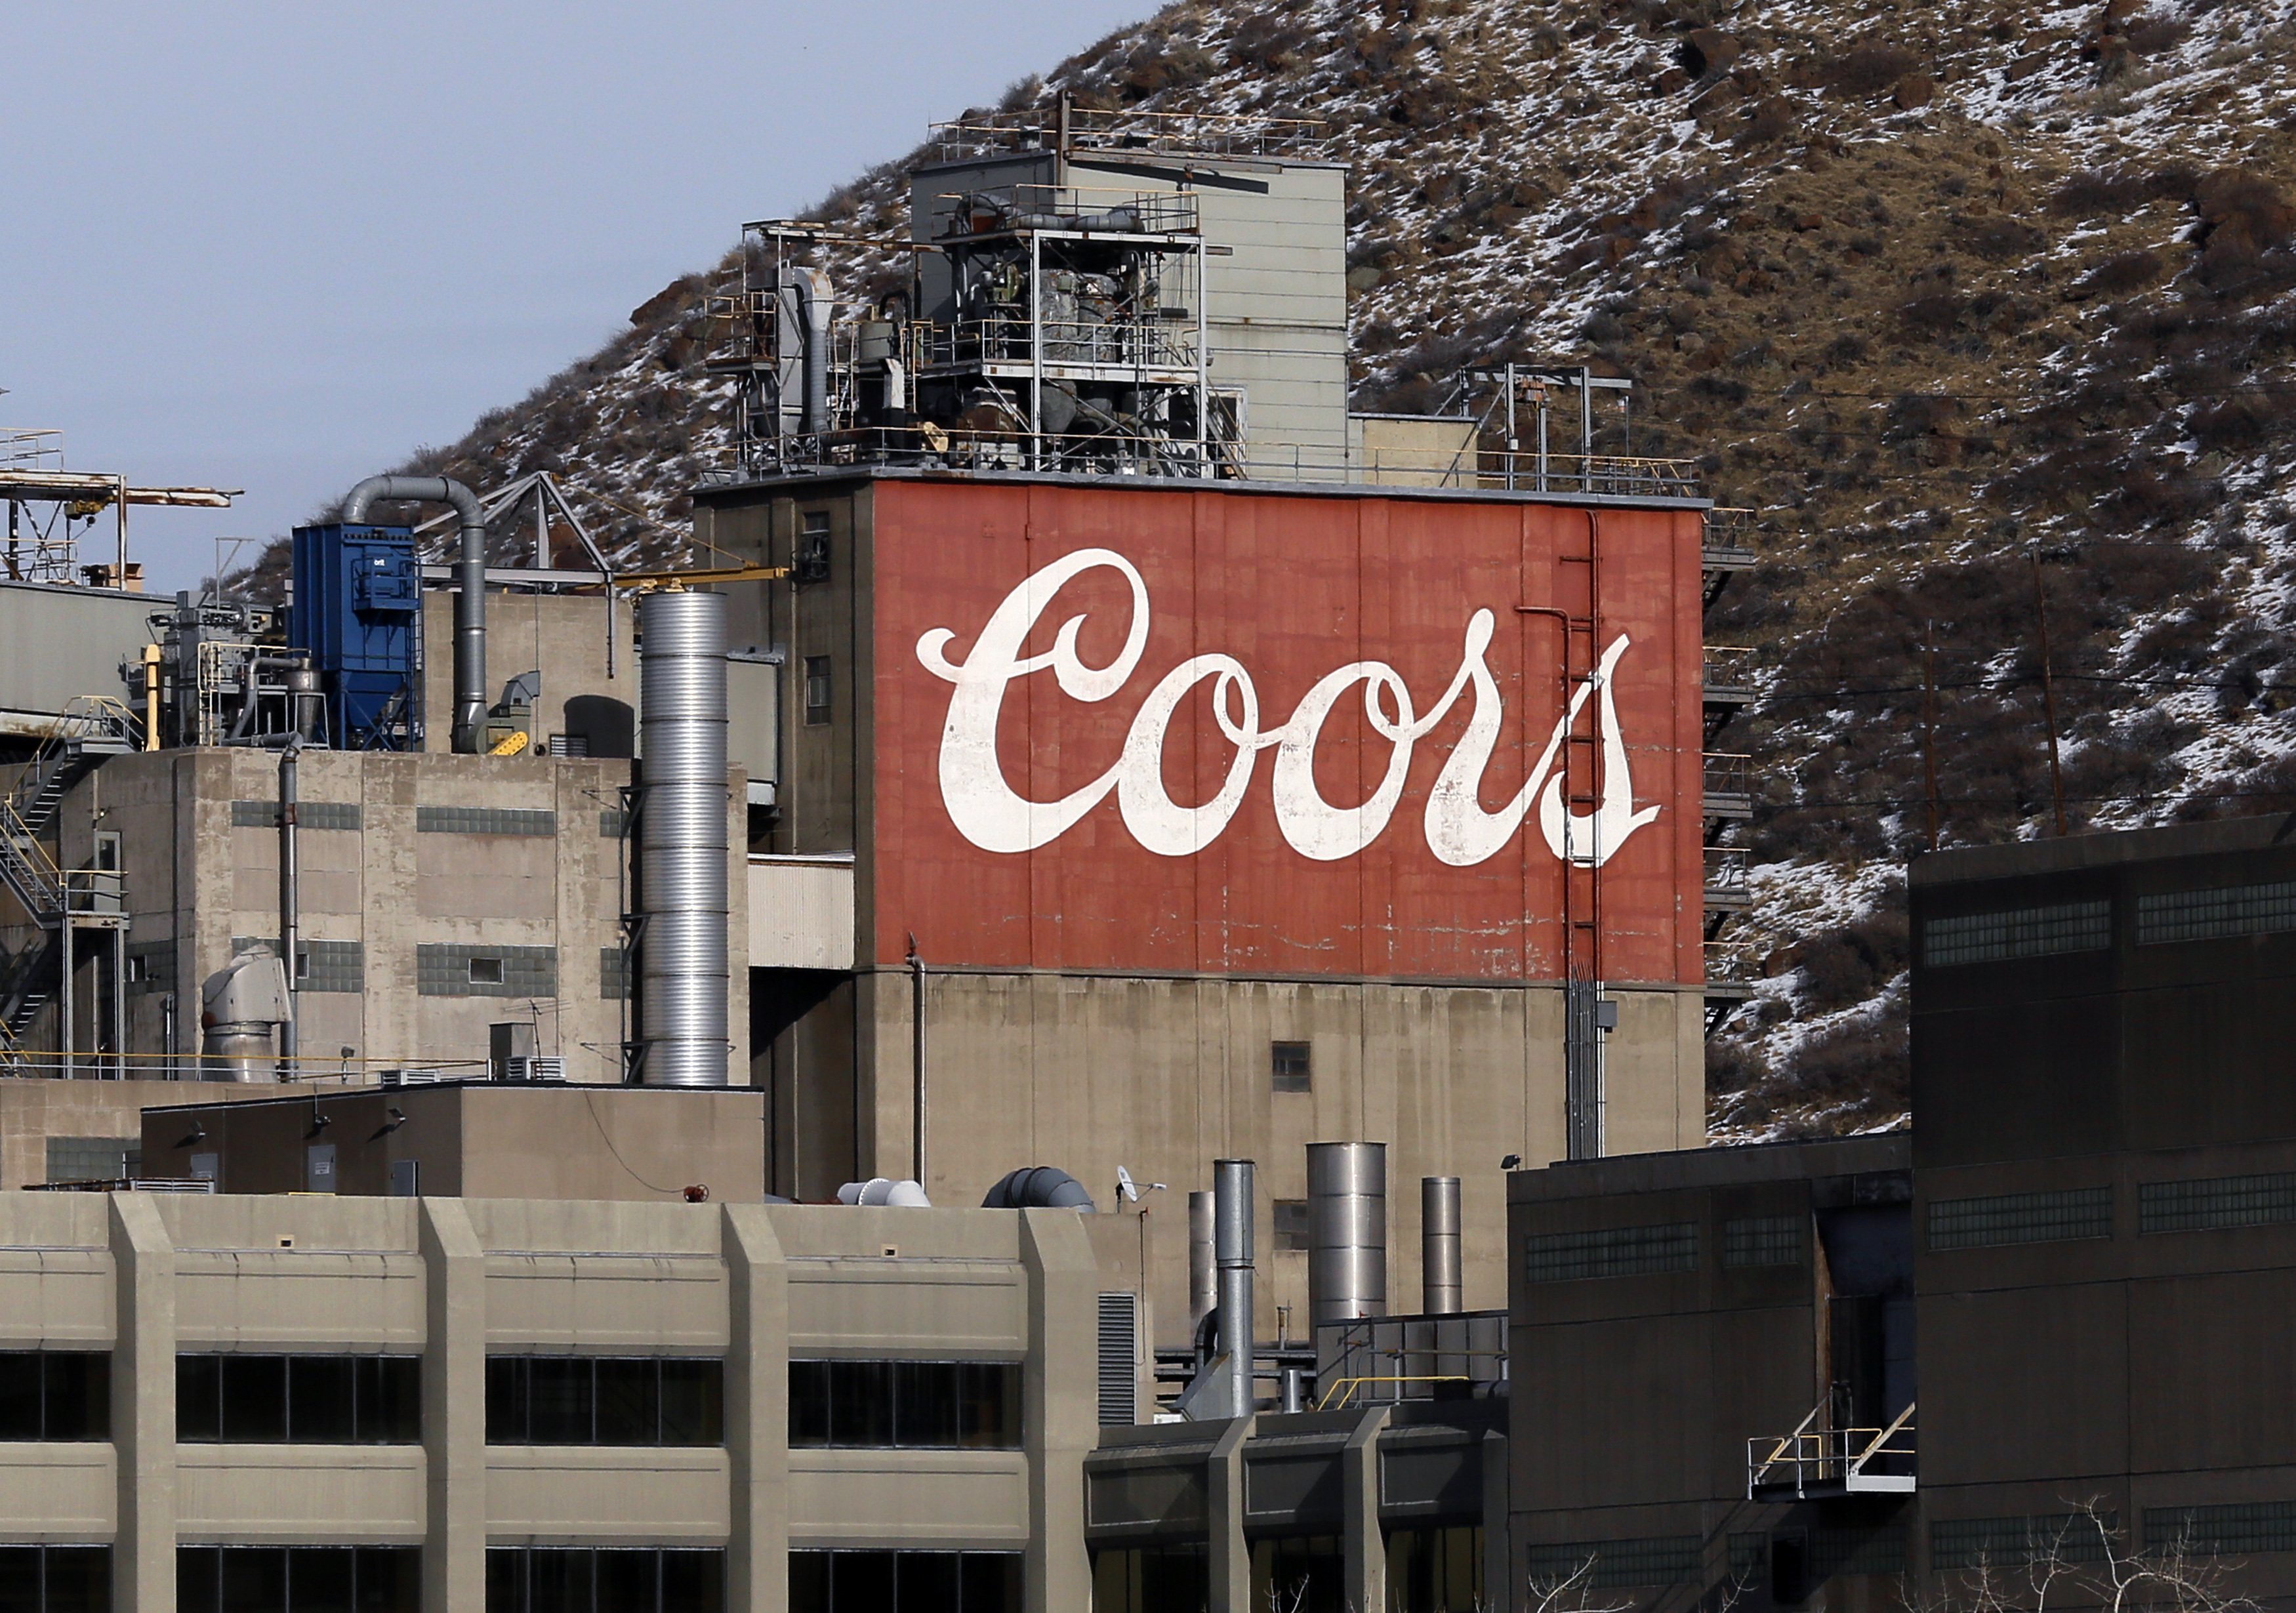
[0,1353,108,1440]
[125,954,148,985]
[790,1550,1019,1613]
[1721,1215,1805,1269]
[177,1355,420,1444]
[1271,1041,1311,1093]
[1523,1537,1701,1589]
[2141,1172,2296,1235]
[45,1137,137,1185]
[1921,899,2111,967]
[0,1546,110,1612]
[416,943,556,998]
[1930,1515,2114,1570]
[2137,880,2296,945]
[788,1360,1020,1449]
[2143,1501,2296,1556]
[488,1547,724,1613]
[1386,1528,1483,1613]
[486,1357,723,1446]
[804,655,832,725]
[468,956,504,986]
[1522,1223,1698,1284]
[178,1547,418,1613]
[1093,1545,1208,1613]
[415,806,556,836]
[1273,1200,1311,1252]
[1927,1187,2112,1250]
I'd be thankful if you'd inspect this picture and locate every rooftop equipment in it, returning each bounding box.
[199,946,289,1082]
[1422,1176,1464,1316]
[340,476,487,754]
[632,588,731,1086]
[1307,1141,1387,1329]
[1214,1157,1256,1418]
[289,523,421,750]
[1188,1189,1216,1333]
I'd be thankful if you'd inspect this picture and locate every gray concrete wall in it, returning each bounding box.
[0,1191,1096,1613]
[859,968,1706,1340]
[24,746,749,1086]
[418,586,630,756]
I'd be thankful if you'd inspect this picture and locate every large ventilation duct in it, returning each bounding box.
[634,589,730,1086]
[1422,1176,1463,1315]
[342,476,487,753]
[1214,1158,1256,1419]
[1307,1141,1387,1330]
[792,268,832,434]
[981,1165,1096,1210]
[1188,1189,1216,1334]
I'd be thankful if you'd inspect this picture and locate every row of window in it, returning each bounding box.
[1923,877,2296,966]
[180,1547,418,1613]
[487,1547,724,1613]
[0,1353,1025,1452]
[789,1550,1020,1613]
[1521,1166,2296,1280]
[788,1360,1020,1451]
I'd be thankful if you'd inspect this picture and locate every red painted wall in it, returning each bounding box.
[869,479,1706,985]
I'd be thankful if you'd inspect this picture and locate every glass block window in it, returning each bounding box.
[1922,900,2111,967]
[232,938,363,994]
[232,800,361,831]
[415,805,556,836]
[2136,880,2296,945]
[1929,1187,2112,1250]
[601,947,630,1002]
[2144,1501,2296,1556]
[599,809,628,838]
[1523,1222,1697,1284]
[1523,1538,1700,1589]
[1272,1200,1311,1252]
[1811,1526,1908,1578]
[46,1137,138,1185]
[415,943,556,998]
[1722,1215,1805,1269]
[2140,1173,2296,1235]
[1931,1515,2116,1570]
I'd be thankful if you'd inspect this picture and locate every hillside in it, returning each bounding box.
[300,0,2296,1139]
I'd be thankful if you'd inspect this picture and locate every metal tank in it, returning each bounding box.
[1422,1175,1463,1315]
[1306,1141,1387,1329]
[635,589,731,1086]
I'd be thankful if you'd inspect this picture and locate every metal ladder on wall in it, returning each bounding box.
[0,699,138,1044]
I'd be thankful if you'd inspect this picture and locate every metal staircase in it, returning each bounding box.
[0,699,138,1044]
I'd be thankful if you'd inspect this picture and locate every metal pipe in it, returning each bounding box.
[1214,1158,1256,1419]
[909,935,927,1185]
[1307,1141,1387,1330]
[343,475,487,752]
[1422,1176,1462,1315]
[1188,1190,1217,1335]
[634,588,730,1086]
[277,739,300,1079]
[792,270,832,435]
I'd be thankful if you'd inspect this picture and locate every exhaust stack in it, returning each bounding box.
[634,589,731,1086]
[1306,1141,1387,1329]
[1214,1158,1256,1419]
[1188,1189,1216,1334]
[1422,1175,1463,1315]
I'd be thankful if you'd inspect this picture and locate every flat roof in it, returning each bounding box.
[693,463,1710,513]
[1910,813,2296,889]
[1508,1131,1910,1202]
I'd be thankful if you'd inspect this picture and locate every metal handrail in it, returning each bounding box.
[1704,753,1753,795]
[1702,645,1758,691]
[1313,1374,1473,1413]
[1704,846,1751,892]
[1746,1401,1917,1497]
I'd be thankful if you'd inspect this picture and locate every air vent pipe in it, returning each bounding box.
[792,269,832,434]
[981,1165,1096,1210]
[1188,1190,1216,1334]
[1422,1176,1463,1315]
[342,476,487,752]
[1214,1158,1255,1419]
[634,588,730,1086]
[1307,1141,1387,1329]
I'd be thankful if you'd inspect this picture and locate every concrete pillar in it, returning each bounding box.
[110,1193,175,1613]
[1482,1428,1511,1613]
[1206,1413,1255,1613]
[420,1198,486,1612]
[1020,1207,1097,1613]
[1343,1404,1393,1613]
[724,1204,790,1613]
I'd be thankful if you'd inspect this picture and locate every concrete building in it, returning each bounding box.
[0,1189,1098,1613]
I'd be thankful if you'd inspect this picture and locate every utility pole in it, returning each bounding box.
[2030,552,2069,837]
[1920,621,1941,852]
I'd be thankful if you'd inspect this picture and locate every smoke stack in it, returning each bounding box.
[1307,1142,1387,1329]
[1188,1190,1217,1334]
[1214,1159,1255,1419]
[635,589,731,1086]
[1422,1176,1462,1315]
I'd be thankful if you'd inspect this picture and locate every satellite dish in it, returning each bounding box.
[1117,1166,1139,1203]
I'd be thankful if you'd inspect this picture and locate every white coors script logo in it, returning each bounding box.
[916,547,1660,868]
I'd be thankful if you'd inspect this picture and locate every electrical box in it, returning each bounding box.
[290,522,422,750]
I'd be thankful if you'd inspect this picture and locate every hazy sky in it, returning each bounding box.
[5,2,1153,593]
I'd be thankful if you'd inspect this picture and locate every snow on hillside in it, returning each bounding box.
[298,0,2296,1137]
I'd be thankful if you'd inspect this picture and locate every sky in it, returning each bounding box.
[4,1,1155,594]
